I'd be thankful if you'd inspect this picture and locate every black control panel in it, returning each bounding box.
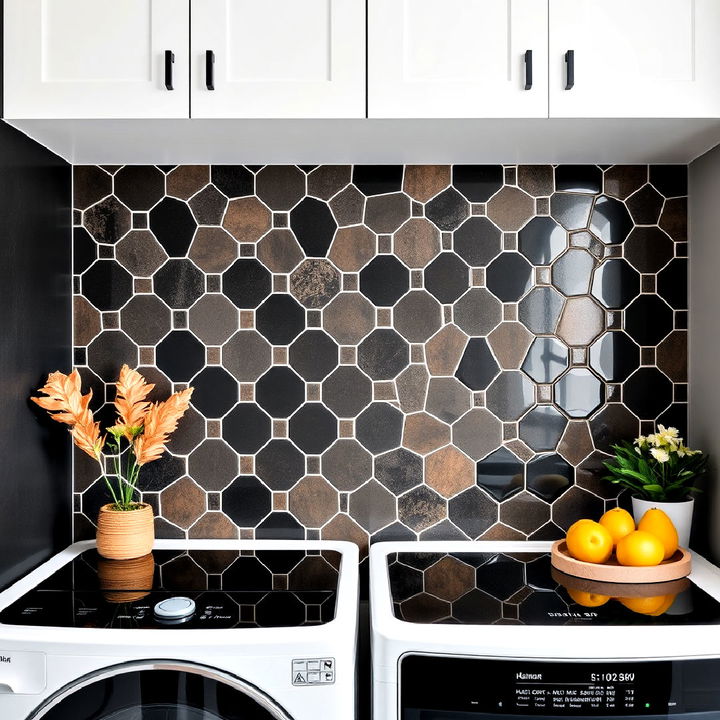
[401,656,720,717]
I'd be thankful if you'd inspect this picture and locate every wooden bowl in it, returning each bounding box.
[550,539,691,583]
[550,567,691,597]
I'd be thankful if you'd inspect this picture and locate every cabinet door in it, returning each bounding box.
[192,0,365,118]
[549,0,720,118]
[368,0,548,118]
[3,0,189,119]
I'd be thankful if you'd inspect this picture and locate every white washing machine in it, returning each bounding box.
[0,539,358,720]
[371,540,720,720]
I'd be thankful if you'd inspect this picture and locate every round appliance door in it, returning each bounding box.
[30,661,294,720]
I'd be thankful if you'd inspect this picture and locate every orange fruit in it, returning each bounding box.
[598,507,635,545]
[566,520,614,564]
[567,588,611,607]
[618,594,676,616]
[638,508,679,560]
[615,530,665,567]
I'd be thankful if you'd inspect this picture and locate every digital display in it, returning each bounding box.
[401,656,720,717]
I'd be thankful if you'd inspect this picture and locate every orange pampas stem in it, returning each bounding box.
[112,364,155,440]
[134,388,194,466]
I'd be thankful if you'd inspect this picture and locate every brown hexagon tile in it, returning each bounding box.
[289,258,340,309]
[487,322,533,370]
[255,165,306,210]
[657,330,687,382]
[189,294,239,345]
[349,480,397,533]
[394,218,441,268]
[222,330,272,382]
[115,230,168,277]
[486,186,534,231]
[74,165,112,210]
[256,229,305,273]
[321,439,373,491]
[479,523,525,540]
[399,593,451,623]
[403,165,451,202]
[552,486,605,532]
[289,475,339,527]
[84,196,131,244]
[517,166,554,197]
[454,288,502,336]
[604,165,647,199]
[365,192,411,234]
[556,296,605,346]
[74,296,102,346]
[189,227,238,274]
[322,292,375,345]
[659,197,687,242]
[223,197,271,243]
[167,166,209,200]
[425,324,468,376]
[403,412,451,455]
[189,511,238,539]
[307,165,352,200]
[452,409,502,461]
[396,364,430,413]
[160,476,206,529]
[398,485,445,532]
[393,291,442,343]
[576,450,618,500]
[322,513,369,559]
[329,185,365,226]
[425,446,474,498]
[425,377,472,424]
[557,421,594,466]
[499,491,550,535]
[288,555,339,590]
[425,556,475,601]
[327,225,376,272]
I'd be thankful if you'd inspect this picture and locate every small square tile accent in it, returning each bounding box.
[472,203,486,216]
[675,310,688,329]
[411,201,423,217]
[173,310,188,329]
[240,457,254,474]
[443,306,453,323]
[206,347,221,365]
[273,575,288,590]
[374,381,396,401]
[536,198,550,215]
[641,275,656,293]
[571,348,587,365]
[379,235,392,253]
[240,244,255,257]
[411,345,425,363]
[342,274,359,291]
[606,311,621,330]
[273,275,288,293]
[273,419,288,438]
[503,304,518,321]
[535,267,551,285]
[607,384,622,403]
[503,422,517,440]
[640,420,655,436]
[273,347,288,364]
[377,308,392,327]
[472,268,485,286]
[102,311,120,329]
[442,233,452,250]
[74,348,86,365]
[174,383,189,392]
[676,242,688,258]
[139,347,154,365]
[503,233,517,251]
[240,529,254,539]
[206,275,222,293]
[675,384,688,402]
[306,529,320,540]
[240,383,255,402]
[604,245,622,259]
[132,212,148,229]
[98,245,114,259]
[411,270,423,288]
[74,209,81,225]
[641,347,656,365]
[208,492,221,511]
[273,212,289,228]
[207,420,221,438]
[537,385,552,403]
[73,277,81,294]
[473,391,485,407]
[307,310,321,327]
[307,456,320,474]
[240,311,254,329]
[340,346,357,364]
[504,167,517,185]
[339,493,349,512]
[134,278,152,293]
[273,492,288,511]
[307,383,321,401]
[339,420,354,438]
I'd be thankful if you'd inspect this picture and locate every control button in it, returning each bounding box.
[154,597,196,622]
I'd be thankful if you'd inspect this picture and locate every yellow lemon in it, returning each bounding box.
[598,507,636,545]
[567,588,611,607]
[566,521,614,564]
[615,530,665,567]
[638,508,679,560]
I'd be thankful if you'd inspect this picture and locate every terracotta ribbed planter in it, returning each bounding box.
[97,553,155,603]
[96,503,155,560]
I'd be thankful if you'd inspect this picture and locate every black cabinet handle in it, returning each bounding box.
[565,50,575,90]
[524,50,533,90]
[206,50,215,91]
[164,50,175,91]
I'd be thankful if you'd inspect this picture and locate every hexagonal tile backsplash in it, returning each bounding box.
[72,164,688,556]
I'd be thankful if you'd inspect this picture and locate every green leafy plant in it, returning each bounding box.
[603,425,708,502]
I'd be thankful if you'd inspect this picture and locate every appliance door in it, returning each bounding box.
[30,662,294,720]
[400,654,720,719]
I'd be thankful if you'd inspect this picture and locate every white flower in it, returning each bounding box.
[650,447,670,463]
[657,425,679,439]
[634,435,647,446]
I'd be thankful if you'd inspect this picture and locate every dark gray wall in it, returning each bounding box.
[0,120,71,589]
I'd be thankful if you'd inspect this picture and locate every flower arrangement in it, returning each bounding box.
[32,365,193,511]
[603,425,708,502]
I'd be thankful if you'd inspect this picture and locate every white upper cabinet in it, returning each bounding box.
[3,0,189,119]
[191,0,366,118]
[368,0,549,118]
[549,0,720,118]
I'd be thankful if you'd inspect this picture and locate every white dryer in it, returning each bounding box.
[0,539,358,720]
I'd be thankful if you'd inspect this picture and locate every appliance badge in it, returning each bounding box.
[547,611,598,618]
[0,657,10,663]
[291,657,335,686]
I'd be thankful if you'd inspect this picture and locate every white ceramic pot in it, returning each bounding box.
[631,496,694,549]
